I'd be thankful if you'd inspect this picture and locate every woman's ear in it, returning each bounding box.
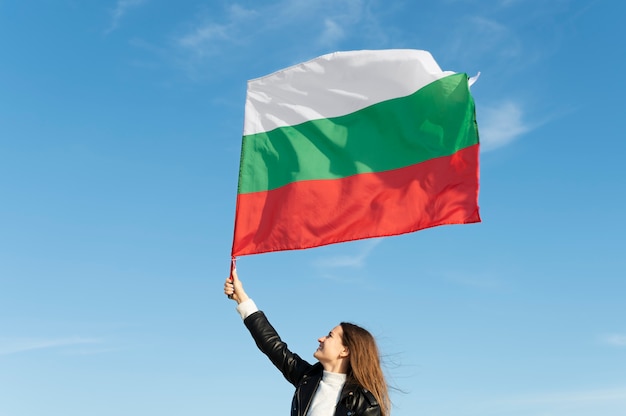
[340,346,350,358]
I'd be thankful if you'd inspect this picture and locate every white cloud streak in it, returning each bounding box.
[178,24,230,53]
[313,239,381,269]
[106,0,146,34]
[175,4,257,59]
[441,269,505,290]
[490,386,626,407]
[0,337,100,356]
[171,0,377,74]
[602,333,626,347]
[479,101,530,151]
[318,18,346,47]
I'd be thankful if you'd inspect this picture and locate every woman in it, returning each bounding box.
[224,269,391,416]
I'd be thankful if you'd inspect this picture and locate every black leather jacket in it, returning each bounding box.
[244,311,381,416]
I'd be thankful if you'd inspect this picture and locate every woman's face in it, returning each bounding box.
[314,325,349,364]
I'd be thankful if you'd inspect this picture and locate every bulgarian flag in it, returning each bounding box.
[231,49,480,257]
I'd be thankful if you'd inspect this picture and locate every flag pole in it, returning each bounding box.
[227,257,236,299]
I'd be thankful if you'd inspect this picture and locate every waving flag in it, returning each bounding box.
[231,49,480,257]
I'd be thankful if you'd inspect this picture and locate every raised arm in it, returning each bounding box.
[224,269,314,387]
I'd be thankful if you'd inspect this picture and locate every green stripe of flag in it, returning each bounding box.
[238,73,478,195]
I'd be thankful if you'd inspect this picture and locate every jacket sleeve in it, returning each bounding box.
[244,310,313,387]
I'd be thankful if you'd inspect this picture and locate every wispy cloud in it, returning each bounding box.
[601,333,626,347]
[313,239,381,269]
[479,101,530,151]
[445,14,522,65]
[167,4,259,80]
[177,23,231,56]
[489,386,626,407]
[459,385,626,416]
[317,18,346,47]
[175,4,258,58]
[0,337,101,356]
[441,269,505,290]
[168,0,382,80]
[313,0,370,48]
[229,3,261,20]
[177,3,261,52]
[106,0,147,34]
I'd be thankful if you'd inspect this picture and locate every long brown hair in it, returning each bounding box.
[340,322,390,416]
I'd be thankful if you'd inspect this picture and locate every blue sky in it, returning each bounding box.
[1,1,625,415]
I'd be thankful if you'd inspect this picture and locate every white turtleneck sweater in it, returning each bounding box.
[236,299,347,416]
[306,370,346,416]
